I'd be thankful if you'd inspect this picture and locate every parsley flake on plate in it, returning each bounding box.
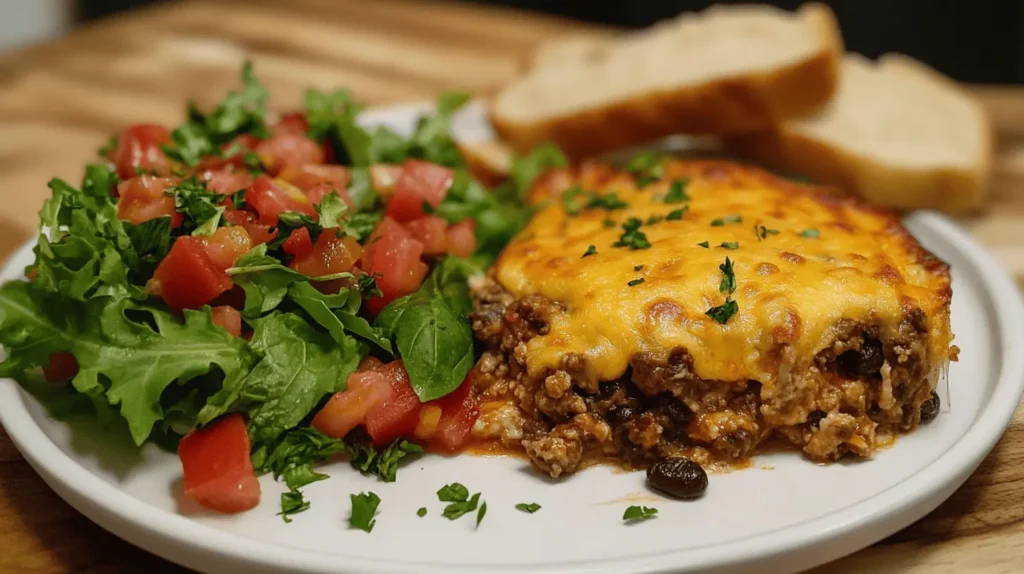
[719,241,739,250]
[437,482,483,520]
[626,152,664,188]
[613,218,652,250]
[663,179,690,203]
[516,503,542,513]
[582,245,598,258]
[623,505,658,522]
[476,501,487,527]
[711,214,743,227]
[279,490,310,523]
[666,206,688,221]
[349,492,381,533]
[697,241,710,248]
[417,507,428,517]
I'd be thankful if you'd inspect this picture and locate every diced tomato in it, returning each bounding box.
[197,134,260,171]
[255,132,325,176]
[446,220,477,258]
[405,216,448,256]
[368,164,403,198]
[362,220,428,314]
[112,124,172,180]
[282,227,313,259]
[202,226,252,272]
[385,160,454,222]
[224,209,277,245]
[200,168,254,197]
[274,112,309,136]
[244,175,315,225]
[306,182,354,211]
[116,176,183,228]
[290,231,362,278]
[357,355,385,372]
[311,371,393,439]
[364,361,422,446]
[429,376,480,452]
[279,164,350,193]
[210,306,242,337]
[43,352,79,383]
[178,413,260,514]
[152,237,232,310]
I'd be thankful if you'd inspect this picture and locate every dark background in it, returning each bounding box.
[77,0,1023,84]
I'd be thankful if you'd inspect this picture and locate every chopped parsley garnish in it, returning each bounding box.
[633,264,644,271]
[627,278,645,287]
[666,206,688,221]
[561,186,584,215]
[422,200,435,214]
[98,134,118,158]
[697,241,710,248]
[516,503,542,513]
[279,490,310,523]
[437,482,470,502]
[417,507,428,517]
[586,191,629,210]
[437,483,482,520]
[756,225,780,240]
[613,217,652,250]
[476,501,487,527]
[358,273,383,299]
[251,427,347,522]
[603,219,617,228]
[663,179,690,203]
[623,505,658,522]
[626,152,664,188]
[646,214,664,225]
[719,242,739,249]
[706,256,739,324]
[348,437,423,482]
[349,492,381,533]
[582,245,598,258]
[711,214,743,226]
[800,228,821,238]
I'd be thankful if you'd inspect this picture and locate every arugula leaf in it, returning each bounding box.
[206,311,363,444]
[227,244,353,318]
[288,282,392,353]
[375,257,480,401]
[516,503,541,513]
[623,505,658,522]
[348,437,423,482]
[0,282,257,444]
[349,492,380,533]
[279,490,310,523]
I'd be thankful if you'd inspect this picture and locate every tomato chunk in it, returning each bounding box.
[364,361,422,446]
[255,132,325,176]
[429,376,480,452]
[362,219,428,314]
[311,371,393,439]
[385,160,454,222]
[290,231,362,279]
[279,164,351,193]
[244,176,314,225]
[202,226,252,272]
[197,134,260,171]
[113,124,172,180]
[200,168,254,197]
[282,227,313,259]
[152,236,232,310]
[446,220,477,258]
[43,352,79,383]
[179,413,260,514]
[368,164,403,198]
[210,306,242,337]
[274,112,309,136]
[116,176,183,228]
[404,216,448,256]
[224,209,276,245]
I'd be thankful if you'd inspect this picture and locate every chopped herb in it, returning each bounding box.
[437,483,482,520]
[561,186,584,215]
[627,278,645,287]
[443,492,481,520]
[626,152,664,188]
[279,490,310,523]
[586,192,629,210]
[711,214,743,227]
[437,482,470,502]
[718,256,737,294]
[348,437,423,482]
[358,274,383,299]
[516,503,542,513]
[417,507,427,517]
[719,242,739,250]
[422,200,435,214]
[349,492,381,533]
[476,501,487,527]
[697,241,710,248]
[603,219,617,228]
[706,257,739,324]
[582,245,598,258]
[98,135,118,158]
[756,225,780,240]
[666,206,688,221]
[646,214,664,225]
[800,228,820,238]
[663,179,690,203]
[613,217,652,250]
[623,505,658,522]
[633,264,644,271]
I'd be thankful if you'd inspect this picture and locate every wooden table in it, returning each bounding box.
[1,0,1022,572]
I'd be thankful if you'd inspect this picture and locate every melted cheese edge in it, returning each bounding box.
[495,164,953,384]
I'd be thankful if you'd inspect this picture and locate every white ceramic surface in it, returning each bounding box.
[1,102,1023,574]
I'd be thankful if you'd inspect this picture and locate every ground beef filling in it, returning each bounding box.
[468,274,934,477]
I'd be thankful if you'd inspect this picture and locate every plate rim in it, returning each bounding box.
[1,103,1023,574]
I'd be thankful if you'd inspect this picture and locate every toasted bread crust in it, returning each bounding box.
[491,4,844,159]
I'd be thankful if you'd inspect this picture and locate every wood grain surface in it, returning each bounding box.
[0,1,1022,572]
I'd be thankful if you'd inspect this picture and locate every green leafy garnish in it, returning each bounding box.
[582,245,597,258]
[613,218,651,250]
[697,241,710,248]
[288,282,392,354]
[509,142,567,200]
[226,244,353,319]
[623,505,658,522]
[98,135,118,157]
[280,490,310,523]
[437,482,484,521]
[561,186,584,216]
[645,214,664,225]
[437,483,470,502]
[663,179,690,203]
[349,492,381,533]
[348,437,424,482]
[718,257,736,294]
[627,278,645,287]
[626,152,664,187]
[417,507,428,517]
[666,206,688,221]
[800,228,820,238]
[585,192,629,210]
[633,264,644,271]
[711,215,743,227]
[516,503,541,513]
[603,219,617,228]
[476,501,487,527]
[706,256,739,325]
[719,242,739,250]
[756,225,780,240]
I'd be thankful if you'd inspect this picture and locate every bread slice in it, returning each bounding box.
[491,2,843,159]
[723,53,993,214]
[457,139,513,186]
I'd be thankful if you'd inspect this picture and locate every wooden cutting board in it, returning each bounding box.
[0,0,1022,572]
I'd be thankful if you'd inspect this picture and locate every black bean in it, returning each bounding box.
[647,458,708,500]
[837,338,885,379]
[920,392,940,424]
[606,405,639,426]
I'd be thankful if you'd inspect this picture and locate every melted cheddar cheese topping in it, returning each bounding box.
[495,160,953,384]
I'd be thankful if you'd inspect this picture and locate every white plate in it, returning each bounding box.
[2,102,1023,574]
